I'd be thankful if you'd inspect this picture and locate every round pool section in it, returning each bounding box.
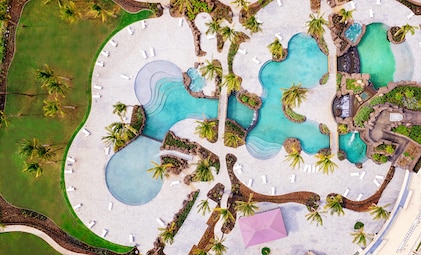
[345,23,362,44]
[339,132,367,163]
[187,67,206,92]
[105,136,162,205]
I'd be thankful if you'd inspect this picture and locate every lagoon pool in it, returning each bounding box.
[227,95,255,130]
[339,132,367,163]
[187,67,206,92]
[247,33,329,159]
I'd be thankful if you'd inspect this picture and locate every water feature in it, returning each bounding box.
[227,95,255,130]
[187,67,206,92]
[247,33,329,159]
[345,23,362,44]
[339,132,367,163]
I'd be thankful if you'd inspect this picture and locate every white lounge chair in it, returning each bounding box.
[407,12,415,19]
[350,1,356,10]
[129,234,135,243]
[357,193,363,201]
[375,175,384,180]
[141,20,146,29]
[373,179,381,187]
[157,218,166,227]
[271,187,276,195]
[88,221,96,229]
[66,186,75,192]
[343,188,350,198]
[149,47,155,57]
[252,57,260,64]
[275,33,283,41]
[82,128,91,137]
[67,156,76,163]
[360,171,366,180]
[110,40,118,47]
[276,0,282,7]
[73,203,82,210]
[369,9,374,18]
[261,174,267,184]
[238,48,247,55]
[100,50,109,57]
[95,61,104,67]
[350,172,359,177]
[64,169,73,174]
[108,202,113,211]
[141,50,148,59]
[93,85,102,90]
[120,74,131,80]
[104,146,110,155]
[127,26,134,35]
[92,94,101,99]
[178,18,183,27]
[247,178,254,187]
[170,180,180,186]
[376,0,381,4]
[290,174,296,183]
[256,18,263,24]
[206,34,215,40]
[101,229,108,238]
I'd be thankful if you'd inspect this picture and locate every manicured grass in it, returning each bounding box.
[0,0,151,253]
[0,232,60,255]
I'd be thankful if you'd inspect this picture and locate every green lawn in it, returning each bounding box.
[0,232,60,255]
[0,0,152,253]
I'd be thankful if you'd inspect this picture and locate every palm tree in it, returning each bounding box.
[22,162,43,178]
[192,248,208,255]
[85,3,116,23]
[220,25,240,43]
[244,15,262,34]
[222,73,241,94]
[159,222,176,245]
[315,151,338,174]
[200,60,222,81]
[224,132,243,148]
[41,80,69,98]
[108,122,137,141]
[235,193,259,216]
[197,199,211,216]
[231,0,250,9]
[267,38,284,59]
[195,119,217,141]
[147,161,173,180]
[101,126,125,152]
[208,235,228,255]
[305,207,325,226]
[368,203,390,220]
[324,194,345,216]
[43,99,65,118]
[284,149,304,170]
[306,13,328,37]
[351,227,371,247]
[59,0,81,25]
[339,8,354,24]
[214,208,235,225]
[113,102,128,120]
[35,144,56,161]
[36,64,70,83]
[0,110,9,128]
[18,138,41,159]
[173,0,193,14]
[281,83,308,108]
[193,157,214,182]
[394,23,418,41]
[205,19,221,36]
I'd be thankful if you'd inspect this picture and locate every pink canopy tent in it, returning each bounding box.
[238,208,287,247]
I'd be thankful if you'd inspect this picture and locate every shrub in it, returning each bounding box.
[354,221,364,230]
[354,106,374,127]
[284,106,306,123]
[241,95,249,103]
[369,96,385,106]
[320,73,329,85]
[346,79,364,94]
[338,124,348,134]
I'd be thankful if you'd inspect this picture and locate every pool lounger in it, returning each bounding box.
[373,179,381,187]
[82,128,91,137]
[129,234,135,243]
[67,156,76,163]
[66,186,75,192]
[93,85,102,90]
[350,172,359,177]
[276,0,282,7]
[108,202,113,211]
[141,20,146,29]
[290,174,296,183]
[170,180,181,186]
[92,94,101,99]
[375,175,384,180]
[247,178,254,187]
[127,26,134,35]
[238,48,247,55]
[64,169,73,174]
[88,221,96,229]
[95,61,104,67]
[110,40,118,47]
[157,218,166,227]
[104,146,110,155]
[101,229,108,238]
[407,12,415,19]
[376,0,381,4]
[261,174,267,184]
[207,34,215,40]
[271,187,276,195]
[73,203,82,210]
[120,74,131,80]
[100,50,109,57]
[252,57,261,64]
[141,50,148,59]
[275,33,283,41]
[356,193,363,201]
[343,188,350,198]
[149,47,155,57]
[256,18,263,24]
[369,9,374,18]
[178,18,183,27]
[359,171,366,180]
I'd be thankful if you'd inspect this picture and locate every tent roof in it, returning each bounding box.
[238,208,287,247]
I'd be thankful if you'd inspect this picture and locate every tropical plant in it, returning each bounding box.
[43,99,65,118]
[306,13,328,37]
[41,80,69,98]
[223,132,243,148]
[368,203,390,220]
[59,0,81,25]
[267,38,284,59]
[147,161,173,180]
[193,157,214,182]
[85,3,116,22]
[197,199,211,216]
[215,208,235,225]
[172,0,193,14]
[195,119,217,141]
[208,235,228,255]
[315,150,338,174]
[235,193,259,216]
[231,0,250,10]
[159,221,176,245]
[101,126,126,151]
[22,162,44,178]
[192,248,208,255]
[244,15,262,34]
[222,73,241,94]
[18,138,41,159]
[339,8,354,24]
[34,143,56,161]
[305,207,325,226]
[394,23,418,41]
[113,101,128,120]
[281,83,308,108]
[284,149,304,170]
[205,18,221,35]
[324,194,345,216]
[261,247,271,255]
[0,110,8,128]
[220,25,240,43]
[36,64,70,83]
[351,226,371,247]
[200,60,222,80]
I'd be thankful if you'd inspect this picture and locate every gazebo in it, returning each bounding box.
[238,208,288,247]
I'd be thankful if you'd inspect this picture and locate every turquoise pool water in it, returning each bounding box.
[339,132,367,163]
[227,95,255,129]
[105,136,162,205]
[187,67,206,92]
[247,33,329,159]
[345,23,362,43]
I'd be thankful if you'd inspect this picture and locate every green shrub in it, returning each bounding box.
[338,124,348,134]
[320,73,329,85]
[354,106,374,127]
[346,79,364,94]
[336,73,343,90]
[284,106,306,122]
[241,95,249,103]
[354,221,364,230]
[369,96,385,106]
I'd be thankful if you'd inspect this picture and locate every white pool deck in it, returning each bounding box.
[65,1,421,254]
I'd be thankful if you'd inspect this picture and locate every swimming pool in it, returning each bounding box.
[339,132,367,163]
[246,33,330,159]
[105,136,162,205]
[345,23,362,44]
[187,67,206,92]
[227,95,255,130]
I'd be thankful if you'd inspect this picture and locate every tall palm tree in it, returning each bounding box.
[394,23,418,41]
[108,121,137,141]
[147,161,173,180]
[173,0,193,14]
[223,132,243,148]
[231,0,250,10]
[368,203,390,220]
[193,157,214,182]
[339,8,354,24]
[41,80,69,98]
[22,162,43,178]
[59,0,81,25]
[284,149,304,170]
[205,19,221,36]
[197,199,211,216]
[235,193,259,216]
[113,102,128,120]
[306,13,328,37]
[281,83,308,108]
[305,207,325,226]
[35,144,56,161]
[267,38,284,59]
[18,138,41,159]
[220,25,240,43]
[43,99,65,118]
[36,64,69,83]
[324,194,345,216]
[200,60,222,80]
[351,227,371,247]
[101,126,126,152]
[315,151,338,174]
[222,73,241,94]
[208,235,228,255]
[244,15,262,34]
[195,119,217,141]
[0,110,9,128]
[159,222,176,245]
[85,3,116,22]
[214,208,235,225]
